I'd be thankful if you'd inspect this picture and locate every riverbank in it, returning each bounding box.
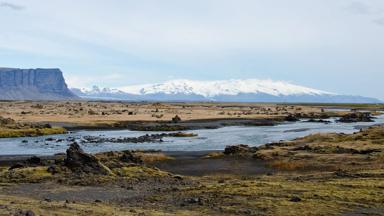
[0,126,383,215]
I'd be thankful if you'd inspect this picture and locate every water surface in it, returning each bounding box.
[1,115,383,155]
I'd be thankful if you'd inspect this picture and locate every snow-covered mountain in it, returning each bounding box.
[119,79,330,97]
[71,79,381,103]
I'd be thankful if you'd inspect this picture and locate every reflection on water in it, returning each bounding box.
[1,115,384,155]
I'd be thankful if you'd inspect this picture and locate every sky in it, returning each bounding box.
[0,0,383,99]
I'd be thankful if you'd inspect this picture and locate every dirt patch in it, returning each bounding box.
[153,151,273,176]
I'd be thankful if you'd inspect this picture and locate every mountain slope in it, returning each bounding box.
[72,79,381,103]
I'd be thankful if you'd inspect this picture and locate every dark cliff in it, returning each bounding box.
[0,68,78,100]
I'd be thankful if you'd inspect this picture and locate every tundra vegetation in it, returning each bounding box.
[0,125,383,215]
[0,101,383,215]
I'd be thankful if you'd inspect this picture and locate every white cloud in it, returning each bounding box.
[1,0,384,99]
[65,73,125,88]
[1,0,384,63]
[374,17,384,26]
[345,1,372,15]
[0,0,361,60]
[0,2,24,10]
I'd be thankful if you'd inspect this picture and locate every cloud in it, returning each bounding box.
[374,17,384,26]
[65,73,125,88]
[0,2,24,10]
[344,1,384,27]
[345,1,372,15]
[0,0,384,99]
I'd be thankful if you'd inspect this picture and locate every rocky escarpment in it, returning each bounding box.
[0,68,78,100]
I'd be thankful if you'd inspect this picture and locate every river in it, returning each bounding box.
[1,115,384,155]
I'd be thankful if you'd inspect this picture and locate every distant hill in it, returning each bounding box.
[0,68,78,100]
[71,79,382,103]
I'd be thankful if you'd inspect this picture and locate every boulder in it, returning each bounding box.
[289,196,302,202]
[306,119,331,124]
[9,163,25,170]
[64,142,111,175]
[47,165,60,175]
[120,151,143,164]
[285,114,300,122]
[15,210,36,216]
[224,144,254,155]
[26,156,42,165]
[172,115,182,123]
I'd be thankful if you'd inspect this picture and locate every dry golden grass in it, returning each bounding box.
[135,152,174,163]
[0,101,324,125]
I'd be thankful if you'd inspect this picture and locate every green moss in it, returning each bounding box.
[0,167,54,183]
[0,127,67,138]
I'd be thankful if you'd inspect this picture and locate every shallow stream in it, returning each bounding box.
[1,115,384,155]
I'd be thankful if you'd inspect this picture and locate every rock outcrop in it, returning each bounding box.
[0,68,78,100]
[224,144,257,156]
[338,112,374,123]
[64,142,111,175]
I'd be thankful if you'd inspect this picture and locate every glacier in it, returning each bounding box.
[71,79,381,103]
